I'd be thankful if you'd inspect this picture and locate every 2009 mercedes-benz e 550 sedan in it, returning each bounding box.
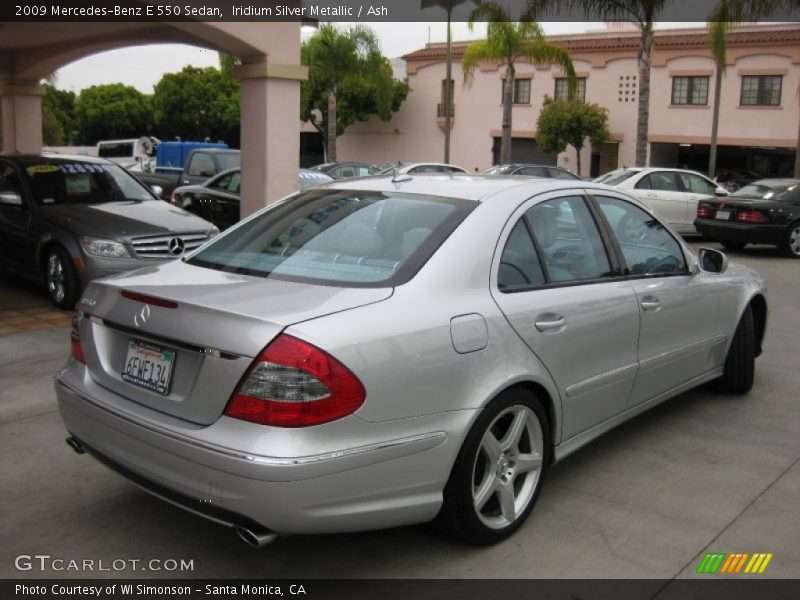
[56,175,767,546]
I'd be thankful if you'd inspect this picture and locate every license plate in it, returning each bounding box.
[715,210,731,220]
[122,340,176,395]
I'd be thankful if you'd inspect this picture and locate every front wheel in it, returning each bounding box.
[779,222,800,258]
[44,246,80,309]
[436,389,549,545]
[715,306,755,394]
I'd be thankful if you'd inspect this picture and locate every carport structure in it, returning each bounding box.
[0,21,306,215]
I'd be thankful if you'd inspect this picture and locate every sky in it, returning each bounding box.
[54,22,703,94]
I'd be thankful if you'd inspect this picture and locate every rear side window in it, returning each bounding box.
[188,190,475,286]
[637,172,679,192]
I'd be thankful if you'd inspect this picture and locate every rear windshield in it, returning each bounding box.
[595,169,639,185]
[216,152,241,170]
[22,161,155,204]
[732,181,797,200]
[187,189,476,287]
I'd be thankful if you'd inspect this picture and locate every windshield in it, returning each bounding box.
[595,169,639,185]
[23,161,155,205]
[187,189,476,287]
[216,152,241,170]
[732,181,797,200]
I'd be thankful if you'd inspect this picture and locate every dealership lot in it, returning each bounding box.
[0,242,798,580]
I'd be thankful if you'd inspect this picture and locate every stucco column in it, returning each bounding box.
[235,59,307,217]
[0,82,45,154]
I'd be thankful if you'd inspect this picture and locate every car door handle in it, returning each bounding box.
[640,296,661,311]
[534,314,566,332]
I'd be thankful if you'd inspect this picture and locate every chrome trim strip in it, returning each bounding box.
[57,375,447,467]
[88,315,240,360]
[638,335,726,372]
[565,362,638,398]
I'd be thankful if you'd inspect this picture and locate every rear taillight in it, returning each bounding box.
[736,210,767,224]
[225,334,365,427]
[696,206,711,218]
[70,311,85,364]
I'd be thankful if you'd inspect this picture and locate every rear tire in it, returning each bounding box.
[44,246,80,310]
[715,306,755,394]
[779,222,800,258]
[436,388,550,545]
[721,240,746,251]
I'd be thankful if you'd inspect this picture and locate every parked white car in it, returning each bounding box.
[595,168,728,235]
[377,162,468,175]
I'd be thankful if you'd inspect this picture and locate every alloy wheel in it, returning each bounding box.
[788,225,800,256]
[47,253,66,304]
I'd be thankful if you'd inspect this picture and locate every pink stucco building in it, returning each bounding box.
[330,23,800,178]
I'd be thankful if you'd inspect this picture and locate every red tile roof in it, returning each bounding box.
[402,27,800,61]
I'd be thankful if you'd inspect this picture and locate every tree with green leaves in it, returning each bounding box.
[710,0,800,177]
[42,84,76,145]
[301,24,404,162]
[526,0,668,167]
[74,83,151,144]
[463,2,575,166]
[536,97,610,176]
[152,66,240,144]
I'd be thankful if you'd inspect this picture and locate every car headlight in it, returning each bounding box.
[208,226,220,239]
[80,237,131,258]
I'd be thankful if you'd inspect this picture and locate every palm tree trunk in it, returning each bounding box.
[327,81,337,163]
[709,67,723,177]
[500,63,514,165]
[635,23,655,167]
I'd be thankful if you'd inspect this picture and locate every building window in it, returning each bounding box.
[671,76,709,105]
[555,77,586,102]
[502,78,531,104]
[740,75,782,106]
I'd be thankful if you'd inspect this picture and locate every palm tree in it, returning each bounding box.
[302,24,389,163]
[707,20,729,178]
[526,0,668,167]
[463,1,575,165]
[710,0,800,177]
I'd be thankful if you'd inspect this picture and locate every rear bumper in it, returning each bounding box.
[56,365,469,535]
[694,219,785,245]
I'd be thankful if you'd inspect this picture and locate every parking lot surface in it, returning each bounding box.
[1,242,798,580]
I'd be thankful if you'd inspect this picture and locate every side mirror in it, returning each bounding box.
[715,188,728,196]
[150,185,164,197]
[698,247,728,274]
[0,190,23,206]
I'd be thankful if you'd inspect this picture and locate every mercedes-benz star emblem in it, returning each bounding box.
[168,237,185,256]
[133,304,151,328]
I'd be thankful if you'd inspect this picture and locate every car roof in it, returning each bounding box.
[4,154,111,165]
[323,174,608,202]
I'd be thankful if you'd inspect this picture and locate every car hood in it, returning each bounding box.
[39,201,212,238]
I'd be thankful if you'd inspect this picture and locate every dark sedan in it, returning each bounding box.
[695,178,800,257]
[0,155,218,308]
[482,164,581,180]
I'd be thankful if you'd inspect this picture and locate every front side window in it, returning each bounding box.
[554,77,586,102]
[0,162,24,201]
[526,196,612,283]
[519,166,548,177]
[594,195,687,276]
[740,75,782,106]
[188,190,475,286]
[671,76,709,105]
[679,172,716,194]
[636,172,680,192]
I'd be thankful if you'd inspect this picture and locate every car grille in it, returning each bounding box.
[130,232,209,259]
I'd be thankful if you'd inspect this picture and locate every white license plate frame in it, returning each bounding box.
[715,210,731,221]
[121,340,176,396]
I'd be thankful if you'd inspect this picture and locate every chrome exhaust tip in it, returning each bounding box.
[66,437,86,455]
[234,524,279,548]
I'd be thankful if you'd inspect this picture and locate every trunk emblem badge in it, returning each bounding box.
[168,237,185,256]
[134,304,151,327]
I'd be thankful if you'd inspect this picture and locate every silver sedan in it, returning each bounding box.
[56,176,767,546]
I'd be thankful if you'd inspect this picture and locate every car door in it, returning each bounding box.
[0,160,34,273]
[491,192,640,440]
[591,193,722,406]
[632,171,689,231]
[678,172,727,232]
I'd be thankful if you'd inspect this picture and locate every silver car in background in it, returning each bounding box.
[57,176,766,546]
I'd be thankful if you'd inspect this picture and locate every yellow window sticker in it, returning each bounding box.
[26,164,61,174]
